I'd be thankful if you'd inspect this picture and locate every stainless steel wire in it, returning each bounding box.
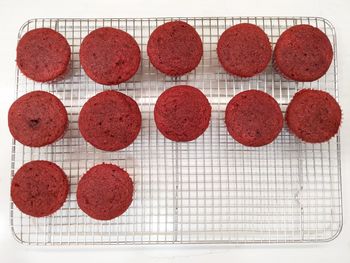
[10,17,342,245]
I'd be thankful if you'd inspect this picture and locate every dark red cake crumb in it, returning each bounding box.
[8,91,68,147]
[77,163,134,220]
[16,28,71,82]
[225,90,283,147]
[78,90,142,151]
[80,27,141,85]
[147,21,203,76]
[217,23,272,77]
[11,161,69,217]
[274,24,333,82]
[286,89,341,143]
[154,85,211,142]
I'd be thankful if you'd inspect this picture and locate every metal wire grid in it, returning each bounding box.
[10,17,342,245]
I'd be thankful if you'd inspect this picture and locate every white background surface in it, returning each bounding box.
[0,0,349,262]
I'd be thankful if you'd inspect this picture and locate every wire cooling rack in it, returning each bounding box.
[10,17,342,245]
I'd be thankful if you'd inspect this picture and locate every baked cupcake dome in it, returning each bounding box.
[8,91,68,147]
[147,21,203,76]
[78,90,141,151]
[217,23,272,77]
[273,24,333,82]
[80,27,140,85]
[154,85,211,142]
[286,89,341,143]
[77,163,134,220]
[225,90,283,147]
[16,28,71,82]
[11,161,69,217]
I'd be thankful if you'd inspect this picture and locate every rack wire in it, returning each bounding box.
[10,17,342,245]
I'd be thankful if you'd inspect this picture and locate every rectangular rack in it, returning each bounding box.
[10,17,342,245]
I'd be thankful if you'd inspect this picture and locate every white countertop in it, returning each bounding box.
[0,0,349,262]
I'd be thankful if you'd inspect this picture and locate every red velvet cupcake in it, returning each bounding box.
[225,90,283,146]
[80,27,140,85]
[11,161,69,217]
[16,28,71,82]
[79,90,141,151]
[286,89,341,143]
[147,21,203,76]
[77,163,134,220]
[274,25,333,82]
[154,85,211,142]
[217,23,272,77]
[8,91,68,147]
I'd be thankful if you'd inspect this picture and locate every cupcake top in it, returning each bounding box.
[225,90,283,147]
[8,91,68,147]
[11,161,69,217]
[147,21,203,76]
[274,24,333,82]
[77,163,134,220]
[154,85,211,142]
[78,90,141,151]
[80,27,140,85]
[286,89,341,143]
[217,23,272,77]
[16,28,71,82]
